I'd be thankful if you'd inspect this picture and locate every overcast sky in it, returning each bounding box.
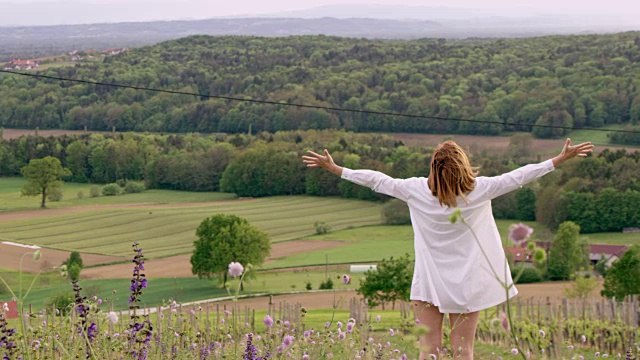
[0,0,638,26]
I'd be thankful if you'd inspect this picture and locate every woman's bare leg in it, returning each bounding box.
[412,301,444,359]
[448,311,480,360]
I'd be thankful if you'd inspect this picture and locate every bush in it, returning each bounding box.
[45,291,75,315]
[124,180,146,194]
[89,186,101,198]
[67,264,81,281]
[305,281,313,290]
[314,221,332,235]
[512,266,543,284]
[101,183,121,196]
[319,278,334,290]
[47,188,64,202]
[381,199,411,225]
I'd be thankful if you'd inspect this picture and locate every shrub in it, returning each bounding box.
[512,266,543,284]
[67,264,81,281]
[305,281,313,290]
[314,221,332,235]
[124,180,146,194]
[101,183,121,196]
[319,278,334,289]
[381,199,411,225]
[89,186,100,198]
[45,291,75,315]
[47,187,64,202]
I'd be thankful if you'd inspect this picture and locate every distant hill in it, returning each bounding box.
[1,10,639,62]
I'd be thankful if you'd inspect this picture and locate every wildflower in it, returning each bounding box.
[189,309,196,316]
[338,331,346,340]
[346,322,354,333]
[282,335,294,348]
[539,329,546,338]
[284,320,290,328]
[511,348,518,355]
[582,335,587,343]
[595,352,601,357]
[107,311,119,325]
[337,321,343,329]
[325,321,330,328]
[263,315,274,327]
[415,319,420,325]
[375,315,381,322]
[87,322,98,343]
[302,354,310,360]
[228,262,244,277]
[508,223,533,246]
[567,345,575,350]
[32,339,41,350]
[500,311,509,331]
[342,274,351,284]
[389,329,395,336]
[2,303,8,312]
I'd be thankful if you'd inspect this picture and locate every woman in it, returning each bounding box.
[302,138,593,359]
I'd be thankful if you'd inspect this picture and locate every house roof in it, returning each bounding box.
[504,246,533,263]
[588,244,628,257]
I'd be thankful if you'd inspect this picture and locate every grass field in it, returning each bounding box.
[0,195,383,258]
[266,220,640,269]
[0,177,237,212]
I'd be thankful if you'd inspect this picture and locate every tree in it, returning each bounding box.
[601,245,640,301]
[190,214,271,286]
[547,221,584,280]
[20,156,72,208]
[63,251,84,281]
[515,187,536,221]
[356,253,413,310]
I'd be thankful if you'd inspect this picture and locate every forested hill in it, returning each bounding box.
[1,32,640,141]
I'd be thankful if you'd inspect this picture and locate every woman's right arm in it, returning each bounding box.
[302,149,412,201]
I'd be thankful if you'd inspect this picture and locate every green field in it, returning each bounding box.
[0,177,237,212]
[567,124,639,149]
[0,195,383,258]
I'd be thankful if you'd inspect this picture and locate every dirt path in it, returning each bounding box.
[81,240,346,279]
[0,242,124,273]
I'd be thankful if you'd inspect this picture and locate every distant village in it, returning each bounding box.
[3,48,128,71]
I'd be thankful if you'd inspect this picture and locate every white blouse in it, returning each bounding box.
[341,159,555,313]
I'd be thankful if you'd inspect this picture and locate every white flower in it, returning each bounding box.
[228,262,244,277]
[107,311,119,324]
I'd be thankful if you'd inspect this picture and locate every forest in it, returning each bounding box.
[0,130,638,233]
[1,32,640,143]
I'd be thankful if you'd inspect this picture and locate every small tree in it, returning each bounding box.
[548,221,584,280]
[357,253,413,310]
[63,251,84,281]
[20,156,72,208]
[601,244,640,301]
[190,214,271,287]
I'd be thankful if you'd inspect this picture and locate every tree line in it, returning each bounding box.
[1,130,638,233]
[1,33,640,142]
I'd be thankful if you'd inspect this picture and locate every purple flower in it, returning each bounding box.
[263,315,274,327]
[389,328,395,336]
[500,311,509,331]
[107,311,119,324]
[87,322,98,343]
[582,335,587,343]
[346,322,354,333]
[511,348,519,355]
[539,329,546,338]
[341,274,351,285]
[228,262,244,277]
[282,335,294,348]
[375,315,381,322]
[338,331,346,340]
[302,354,310,360]
[567,345,575,350]
[508,223,534,246]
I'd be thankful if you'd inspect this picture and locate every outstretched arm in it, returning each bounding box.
[302,149,412,201]
[302,149,343,176]
[551,138,594,168]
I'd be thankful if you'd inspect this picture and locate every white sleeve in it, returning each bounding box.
[476,159,555,200]
[341,168,413,202]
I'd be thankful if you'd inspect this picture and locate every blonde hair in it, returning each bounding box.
[428,141,478,208]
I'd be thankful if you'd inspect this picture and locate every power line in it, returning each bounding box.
[1,68,639,135]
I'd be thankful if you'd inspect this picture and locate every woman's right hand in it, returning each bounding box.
[552,138,594,167]
[302,149,343,176]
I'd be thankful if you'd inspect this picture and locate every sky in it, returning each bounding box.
[0,0,638,26]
